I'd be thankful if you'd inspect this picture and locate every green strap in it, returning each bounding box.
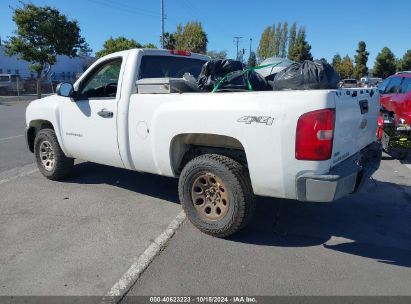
[211,62,283,93]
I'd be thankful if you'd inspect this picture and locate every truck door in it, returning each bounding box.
[61,57,124,168]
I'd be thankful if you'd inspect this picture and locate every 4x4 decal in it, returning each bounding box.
[237,116,274,125]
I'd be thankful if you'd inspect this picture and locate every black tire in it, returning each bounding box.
[178,154,255,238]
[34,128,74,180]
[384,147,408,160]
[397,151,408,160]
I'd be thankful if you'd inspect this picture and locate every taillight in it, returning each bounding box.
[169,50,191,56]
[295,109,335,161]
[377,115,383,126]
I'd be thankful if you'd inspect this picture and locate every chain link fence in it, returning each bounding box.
[0,73,80,97]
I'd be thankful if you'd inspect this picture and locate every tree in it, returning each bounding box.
[4,3,89,98]
[353,41,369,79]
[207,50,227,60]
[169,21,207,54]
[373,47,396,79]
[273,22,282,57]
[247,51,257,67]
[397,49,411,71]
[279,22,288,58]
[96,36,156,58]
[287,22,297,59]
[332,53,342,76]
[257,26,271,62]
[143,43,157,49]
[288,27,313,62]
[268,24,275,57]
[337,55,354,79]
[163,32,176,49]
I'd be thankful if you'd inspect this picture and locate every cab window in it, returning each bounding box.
[79,58,122,99]
[139,56,207,79]
[384,77,402,94]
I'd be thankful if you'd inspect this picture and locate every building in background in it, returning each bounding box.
[0,45,91,82]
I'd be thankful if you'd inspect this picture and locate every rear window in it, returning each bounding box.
[0,76,10,82]
[400,77,411,94]
[138,55,207,79]
[384,77,402,94]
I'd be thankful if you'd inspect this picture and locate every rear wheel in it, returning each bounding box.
[179,154,255,238]
[34,129,74,180]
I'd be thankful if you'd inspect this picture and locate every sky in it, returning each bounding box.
[1,0,411,66]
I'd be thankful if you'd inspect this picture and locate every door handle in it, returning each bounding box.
[97,109,113,118]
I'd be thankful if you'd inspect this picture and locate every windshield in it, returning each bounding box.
[139,55,207,79]
[10,75,21,81]
[345,80,357,84]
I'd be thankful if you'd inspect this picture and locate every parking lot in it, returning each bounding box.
[1,96,411,298]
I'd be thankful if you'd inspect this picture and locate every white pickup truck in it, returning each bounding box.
[25,49,382,237]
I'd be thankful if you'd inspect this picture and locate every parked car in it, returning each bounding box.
[0,74,24,95]
[339,79,358,88]
[377,72,411,159]
[360,77,382,88]
[25,49,382,237]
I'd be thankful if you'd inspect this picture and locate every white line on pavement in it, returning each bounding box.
[0,163,38,185]
[0,134,24,142]
[103,210,186,302]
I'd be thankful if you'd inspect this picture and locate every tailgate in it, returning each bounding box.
[332,89,380,166]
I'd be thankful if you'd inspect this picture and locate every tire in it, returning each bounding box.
[34,128,74,180]
[178,154,255,238]
[397,151,408,160]
[384,146,408,160]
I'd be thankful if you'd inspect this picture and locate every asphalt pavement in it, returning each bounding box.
[0,97,34,173]
[0,97,182,295]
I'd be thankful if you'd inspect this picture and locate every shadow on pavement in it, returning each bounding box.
[229,180,411,268]
[65,161,180,204]
[63,162,411,268]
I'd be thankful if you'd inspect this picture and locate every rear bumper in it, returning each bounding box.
[296,142,382,202]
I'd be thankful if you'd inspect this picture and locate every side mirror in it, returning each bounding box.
[56,82,74,97]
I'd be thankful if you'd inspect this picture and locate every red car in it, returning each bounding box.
[377,72,411,159]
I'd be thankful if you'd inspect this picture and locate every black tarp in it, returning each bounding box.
[270,60,340,90]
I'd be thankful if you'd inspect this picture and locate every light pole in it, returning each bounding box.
[161,0,165,48]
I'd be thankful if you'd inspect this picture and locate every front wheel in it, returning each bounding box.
[34,128,74,180]
[178,154,255,238]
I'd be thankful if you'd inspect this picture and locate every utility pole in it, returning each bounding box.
[161,0,165,48]
[241,48,246,64]
[233,36,242,61]
[249,38,252,56]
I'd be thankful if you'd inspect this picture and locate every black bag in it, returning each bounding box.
[270,60,340,90]
[197,59,271,92]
